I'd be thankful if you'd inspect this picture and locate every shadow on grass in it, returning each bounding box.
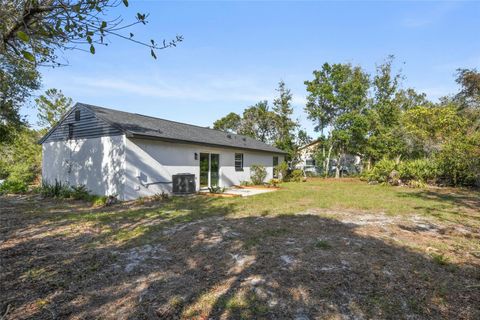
[395,189,480,224]
[1,196,479,319]
[399,189,480,210]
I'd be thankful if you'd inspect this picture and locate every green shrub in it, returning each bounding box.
[398,159,438,183]
[364,158,397,183]
[240,180,252,186]
[434,136,480,187]
[39,181,112,204]
[290,169,304,182]
[40,180,72,198]
[268,178,281,187]
[91,195,108,207]
[0,179,28,194]
[250,164,267,185]
[70,185,91,200]
[274,161,289,181]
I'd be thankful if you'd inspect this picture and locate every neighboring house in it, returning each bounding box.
[296,140,321,174]
[39,103,286,200]
[296,140,361,175]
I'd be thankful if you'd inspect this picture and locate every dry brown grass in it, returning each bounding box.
[1,179,479,319]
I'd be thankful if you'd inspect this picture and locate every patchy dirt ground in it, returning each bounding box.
[1,191,479,319]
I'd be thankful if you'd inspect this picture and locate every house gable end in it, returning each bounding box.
[39,104,124,143]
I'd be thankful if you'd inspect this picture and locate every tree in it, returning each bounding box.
[304,63,370,177]
[0,0,182,66]
[365,56,406,164]
[36,88,73,129]
[455,68,480,131]
[0,56,40,143]
[213,112,241,133]
[0,127,42,188]
[402,104,468,156]
[272,80,298,158]
[304,63,338,136]
[455,68,480,109]
[240,101,277,143]
[213,101,278,143]
[395,88,432,110]
[297,129,312,146]
[1,0,182,137]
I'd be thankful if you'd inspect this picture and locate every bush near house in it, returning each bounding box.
[250,164,267,185]
[37,180,109,205]
[274,161,289,182]
[268,178,281,187]
[290,169,305,182]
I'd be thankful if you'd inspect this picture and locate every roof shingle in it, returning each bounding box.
[79,103,286,154]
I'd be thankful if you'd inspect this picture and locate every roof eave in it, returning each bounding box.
[128,133,288,154]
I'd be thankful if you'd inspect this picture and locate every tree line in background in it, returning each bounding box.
[1,58,478,193]
[0,2,478,191]
[214,57,479,187]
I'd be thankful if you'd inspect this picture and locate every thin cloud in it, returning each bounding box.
[67,74,308,107]
[401,2,459,28]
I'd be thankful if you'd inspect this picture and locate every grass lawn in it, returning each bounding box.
[1,178,479,319]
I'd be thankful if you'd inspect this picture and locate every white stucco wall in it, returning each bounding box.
[42,135,284,200]
[42,135,126,198]
[124,138,284,200]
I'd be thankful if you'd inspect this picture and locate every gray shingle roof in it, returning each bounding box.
[79,103,286,154]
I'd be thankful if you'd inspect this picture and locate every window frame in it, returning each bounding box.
[75,109,81,121]
[235,153,244,171]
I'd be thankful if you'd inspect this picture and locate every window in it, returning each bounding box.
[75,110,81,121]
[235,153,243,171]
[306,159,316,166]
[273,156,279,178]
[68,124,74,139]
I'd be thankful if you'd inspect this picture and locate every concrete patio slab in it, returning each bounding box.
[224,187,277,197]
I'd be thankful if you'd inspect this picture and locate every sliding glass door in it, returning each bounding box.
[200,153,209,187]
[210,154,219,186]
[199,153,220,188]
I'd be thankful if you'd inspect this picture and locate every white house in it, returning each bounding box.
[296,140,320,174]
[39,103,286,200]
[296,139,362,176]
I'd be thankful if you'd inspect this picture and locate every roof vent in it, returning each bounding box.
[227,134,232,139]
[242,137,246,142]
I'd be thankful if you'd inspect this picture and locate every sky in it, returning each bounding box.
[24,0,480,137]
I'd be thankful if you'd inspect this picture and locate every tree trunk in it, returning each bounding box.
[335,152,342,179]
[322,146,326,175]
[325,145,333,177]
